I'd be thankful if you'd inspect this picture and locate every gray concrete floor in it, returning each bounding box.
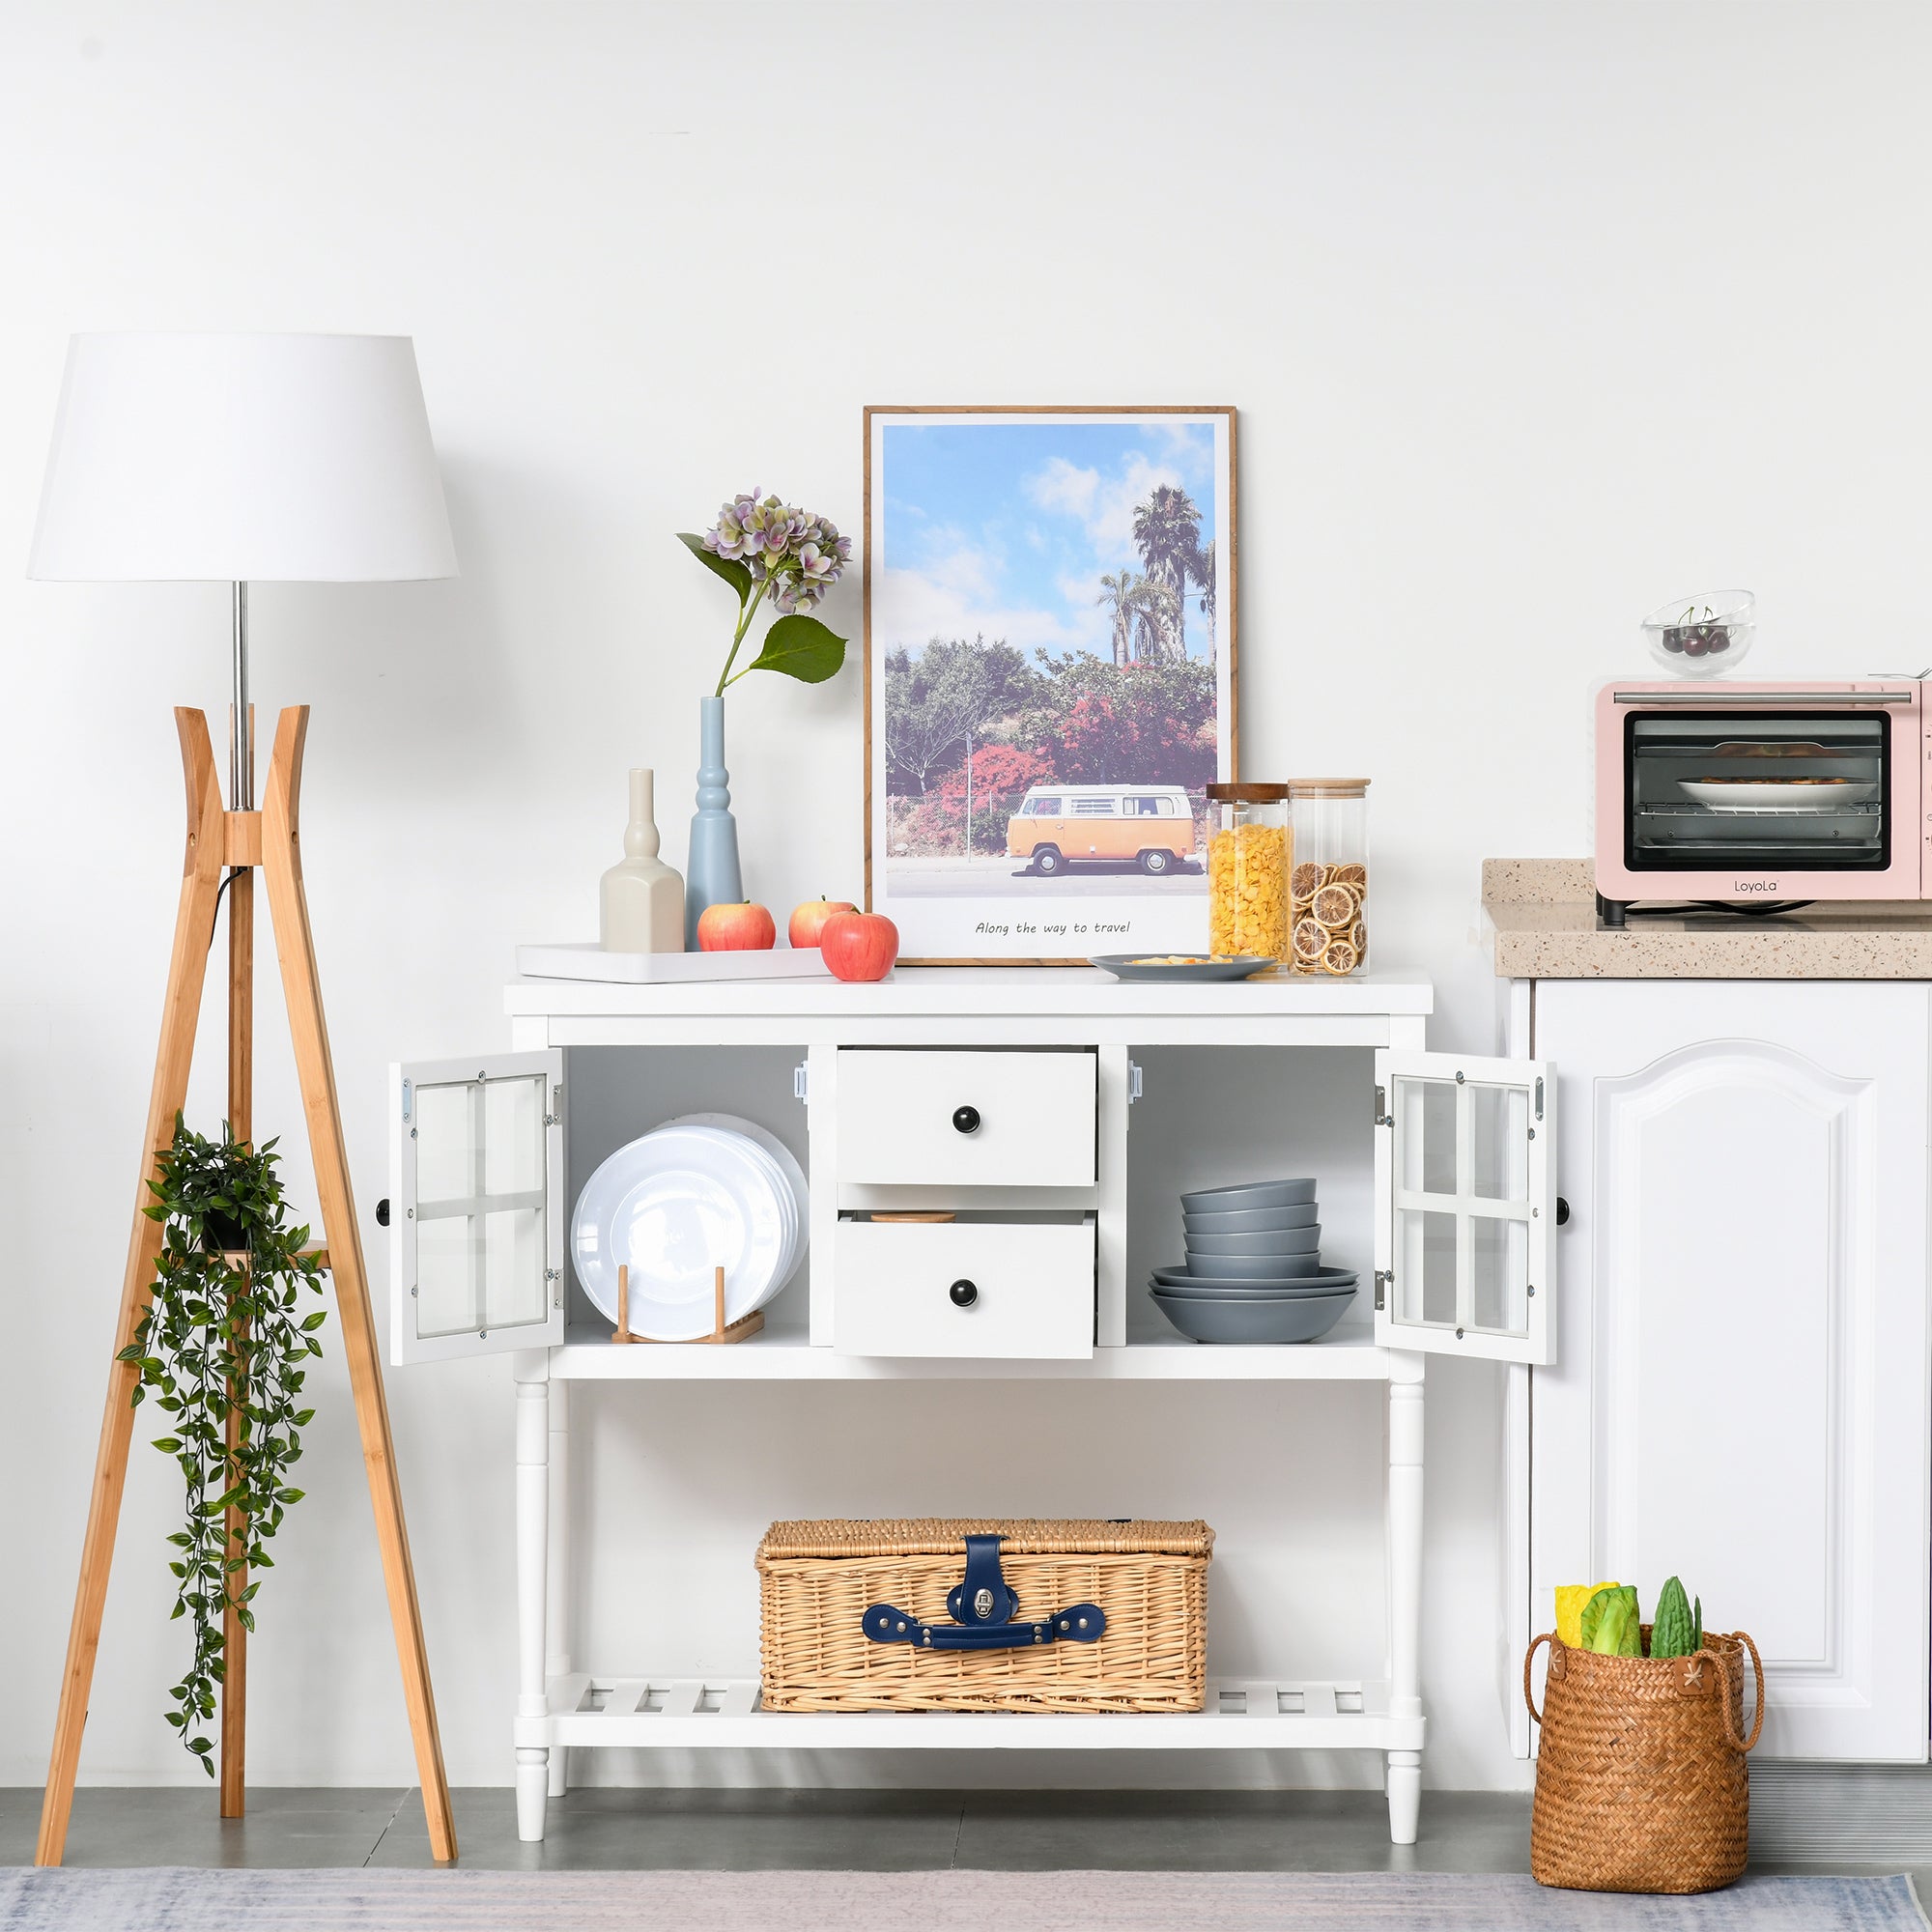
[1,1785,1924,1890]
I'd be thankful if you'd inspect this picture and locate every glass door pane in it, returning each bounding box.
[1376,1049,1552,1365]
[391,1049,562,1366]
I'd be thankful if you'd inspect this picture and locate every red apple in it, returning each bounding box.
[696,900,777,951]
[788,895,859,949]
[820,910,898,982]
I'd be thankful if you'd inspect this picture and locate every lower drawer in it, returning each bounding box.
[833,1215,1095,1359]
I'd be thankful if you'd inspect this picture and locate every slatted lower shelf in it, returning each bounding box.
[528,1674,1425,1752]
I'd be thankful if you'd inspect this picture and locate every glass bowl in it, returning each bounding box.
[1641,589,1755,679]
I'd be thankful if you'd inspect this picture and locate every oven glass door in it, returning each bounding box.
[1625,710,1890,872]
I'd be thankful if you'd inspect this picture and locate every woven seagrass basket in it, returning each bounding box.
[1525,1626,1764,1894]
[756,1518,1212,1713]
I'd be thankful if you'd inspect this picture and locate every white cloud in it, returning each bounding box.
[876,540,1096,654]
[1025,457,1098,520]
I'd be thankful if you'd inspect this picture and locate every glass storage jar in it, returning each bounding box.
[1289,779,1370,976]
[1206,782,1292,961]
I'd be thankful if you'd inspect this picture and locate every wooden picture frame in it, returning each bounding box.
[864,406,1238,966]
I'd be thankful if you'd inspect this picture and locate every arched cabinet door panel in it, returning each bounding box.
[1531,980,1930,1762]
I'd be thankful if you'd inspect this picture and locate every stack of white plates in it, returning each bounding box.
[570,1113,809,1340]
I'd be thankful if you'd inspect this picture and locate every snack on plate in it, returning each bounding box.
[1290,862,1369,977]
[1208,821,1290,959]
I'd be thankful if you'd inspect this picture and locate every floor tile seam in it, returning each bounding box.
[363,1786,413,1867]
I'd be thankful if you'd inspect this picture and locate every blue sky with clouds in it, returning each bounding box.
[876,417,1222,661]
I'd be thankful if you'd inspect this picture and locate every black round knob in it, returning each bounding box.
[949,1278,979,1308]
[376,1198,391,1228]
[952,1104,981,1135]
[1555,1197,1572,1226]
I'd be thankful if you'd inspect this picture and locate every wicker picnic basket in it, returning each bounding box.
[1524,1627,1764,1894]
[756,1518,1212,1714]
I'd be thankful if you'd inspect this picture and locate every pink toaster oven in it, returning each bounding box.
[1595,679,1928,921]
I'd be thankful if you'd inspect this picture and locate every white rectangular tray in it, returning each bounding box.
[517,942,834,984]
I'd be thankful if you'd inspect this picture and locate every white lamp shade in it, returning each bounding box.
[29,332,458,582]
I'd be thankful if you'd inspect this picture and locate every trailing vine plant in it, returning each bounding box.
[118,1116,327,1772]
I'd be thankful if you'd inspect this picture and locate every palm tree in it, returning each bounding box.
[1193,537,1216,652]
[1095,571,1140,668]
[1132,485,1203,659]
[1130,579,1180,664]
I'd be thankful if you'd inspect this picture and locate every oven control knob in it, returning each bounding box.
[952,1104,981,1135]
[949,1278,979,1309]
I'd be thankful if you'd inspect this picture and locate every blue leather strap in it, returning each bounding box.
[947,1534,1020,1627]
[863,1601,1107,1650]
[863,1533,1107,1653]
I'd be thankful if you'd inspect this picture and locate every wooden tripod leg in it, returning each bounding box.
[220,704,254,1819]
[38,711,226,1866]
[219,861,252,1818]
[259,706,456,1864]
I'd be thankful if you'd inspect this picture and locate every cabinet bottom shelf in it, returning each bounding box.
[527,1674,1425,1752]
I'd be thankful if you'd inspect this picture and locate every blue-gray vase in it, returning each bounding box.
[685,694,744,946]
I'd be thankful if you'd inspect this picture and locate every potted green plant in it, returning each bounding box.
[118,1116,327,1772]
[674,493,850,945]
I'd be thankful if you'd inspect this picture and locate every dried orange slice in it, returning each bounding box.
[1312,884,1356,928]
[1333,863,1367,889]
[1291,862,1321,898]
[1321,937,1359,975]
[1350,920,1367,954]
[1293,917,1327,961]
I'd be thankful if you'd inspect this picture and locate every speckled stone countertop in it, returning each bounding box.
[1484,859,1932,979]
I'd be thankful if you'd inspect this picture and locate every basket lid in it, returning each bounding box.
[756,1518,1214,1563]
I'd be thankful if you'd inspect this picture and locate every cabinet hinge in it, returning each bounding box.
[544,1082,563,1127]
[1128,1061,1144,1105]
[794,1062,810,1104]
[1535,1076,1545,1121]
[1373,1085,1391,1127]
[547,1266,562,1308]
[1374,1268,1391,1311]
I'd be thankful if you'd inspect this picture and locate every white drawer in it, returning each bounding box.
[835,1048,1096,1187]
[833,1217,1095,1358]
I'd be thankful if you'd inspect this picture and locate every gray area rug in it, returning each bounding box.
[0,1866,1924,1929]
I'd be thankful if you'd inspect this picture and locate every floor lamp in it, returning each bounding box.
[28,333,459,1864]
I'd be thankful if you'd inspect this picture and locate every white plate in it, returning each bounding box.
[571,1125,788,1339]
[1678,779,1877,811]
[662,1113,810,1306]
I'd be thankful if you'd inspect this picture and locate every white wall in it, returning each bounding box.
[3,0,1926,1794]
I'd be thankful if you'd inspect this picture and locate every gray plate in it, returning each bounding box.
[1151,1273,1357,1302]
[1185,1225,1321,1258]
[1182,1203,1320,1234]
[1155,1261,1353,1290]
[1090,953,1276,983]
[1151,1286,1357,1344]
[1180,1179,1318,1211]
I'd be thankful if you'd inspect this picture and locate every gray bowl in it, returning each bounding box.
[1151,1286,1356,1344]
[1180,1179,1317,1213]
[1185,1225,1321,1258]
[1151,1271,1357,1302]
[1155,1262,1353,1291]
[1181,1203,1320,1235]
[1183,1251,1325,1280]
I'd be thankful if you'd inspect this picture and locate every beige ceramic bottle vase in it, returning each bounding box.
[600,767,686,952]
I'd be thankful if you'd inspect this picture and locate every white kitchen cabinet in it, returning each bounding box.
[1527,979,1930,1761]
[384,968,1561,1846]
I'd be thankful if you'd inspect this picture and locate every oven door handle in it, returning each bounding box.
[1611,690,1915,706]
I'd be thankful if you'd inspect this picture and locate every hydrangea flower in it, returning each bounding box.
[705,491,851,611]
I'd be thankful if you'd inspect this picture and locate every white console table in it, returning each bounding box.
[384,968,1552,1845]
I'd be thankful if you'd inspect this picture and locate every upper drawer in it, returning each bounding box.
[835,1047,1097,1187]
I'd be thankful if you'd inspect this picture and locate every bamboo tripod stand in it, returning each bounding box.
[36,704,455,1865]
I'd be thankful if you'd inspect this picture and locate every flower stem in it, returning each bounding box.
[715,576,775,697]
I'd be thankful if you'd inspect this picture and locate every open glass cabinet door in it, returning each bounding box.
[388,1050,565,1365]
[1374,1048,1554,1365]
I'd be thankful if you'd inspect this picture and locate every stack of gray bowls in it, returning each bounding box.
[1149,1179,1359,1344]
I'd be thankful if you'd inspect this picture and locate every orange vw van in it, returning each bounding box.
[1007,784,1197,876]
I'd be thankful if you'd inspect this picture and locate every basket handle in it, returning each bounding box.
[1522,1631,1553,1726]
[1697,1633,1766,1753]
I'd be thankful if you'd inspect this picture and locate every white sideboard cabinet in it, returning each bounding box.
[1512,977,1931,1762]
[384,968,1557,1843]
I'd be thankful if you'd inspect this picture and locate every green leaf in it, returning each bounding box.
[299,1312,327,1332]
[744,612,846,685]
[677,531,753,601]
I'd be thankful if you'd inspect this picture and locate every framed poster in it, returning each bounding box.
[865,406,1236,964]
